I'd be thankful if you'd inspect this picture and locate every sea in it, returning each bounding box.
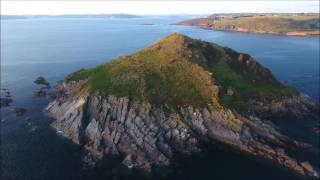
[1,16,319,180]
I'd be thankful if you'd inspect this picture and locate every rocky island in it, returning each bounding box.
[177,13,320,36]
[45,33,319,178]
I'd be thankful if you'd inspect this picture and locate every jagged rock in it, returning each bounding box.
[122,154,139,168]
[300,162,314,175]
[34,76,50,87]
[12,107,27,116]
[45,81,317,177]
[248,95,320,120]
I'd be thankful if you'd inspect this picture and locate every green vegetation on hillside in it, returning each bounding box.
[215,15,320,34]
[178,14,320,35]
[211,61,297,114]
[66,33,298,114]
[67,33,220,107]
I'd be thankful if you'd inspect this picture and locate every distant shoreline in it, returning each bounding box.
[176,13,320,37]
[179,24,320,37]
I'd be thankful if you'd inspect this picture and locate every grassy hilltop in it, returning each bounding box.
[66,33,297,114]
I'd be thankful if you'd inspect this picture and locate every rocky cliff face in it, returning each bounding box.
[45,81,318,177]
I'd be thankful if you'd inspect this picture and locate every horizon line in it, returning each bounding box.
[2,12,319,16]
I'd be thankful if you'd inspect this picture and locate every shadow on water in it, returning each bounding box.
[161,141,308,180]
[272,118,320,172]
[78,141,310,180]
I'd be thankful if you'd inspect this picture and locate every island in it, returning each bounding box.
[45,33,319,177]
[176,13,320,36]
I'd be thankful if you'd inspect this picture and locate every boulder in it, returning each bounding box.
[227,88,235,96]
[34,76,50,87]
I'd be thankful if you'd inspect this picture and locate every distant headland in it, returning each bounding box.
[176,13,320,36]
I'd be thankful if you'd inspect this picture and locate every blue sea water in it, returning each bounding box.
[1,16,319,180]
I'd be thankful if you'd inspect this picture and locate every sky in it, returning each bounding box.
[1,1,319,15]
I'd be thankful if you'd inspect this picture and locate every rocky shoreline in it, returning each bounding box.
[249,95,320,120]
[204,26,317,36]
[45,80,319,177]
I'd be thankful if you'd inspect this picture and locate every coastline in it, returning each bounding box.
[176,24,320,37]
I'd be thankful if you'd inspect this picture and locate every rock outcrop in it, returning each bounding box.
[45,81,318,177]
[249,95,320,120]
[34,76,50,87]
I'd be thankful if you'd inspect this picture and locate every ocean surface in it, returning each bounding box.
[1,16,319,180]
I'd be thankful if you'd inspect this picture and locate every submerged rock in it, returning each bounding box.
[34,88,47,97]
[0,97,13,108]
[12,107,27,116]
[313,127,320,134]
[30,127,37,132]
[0,88,13,108]
[24,117,31,122]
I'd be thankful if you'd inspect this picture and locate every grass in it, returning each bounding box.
[211,61,298,114]
[65,68,94,82]
[66,33,299,115]
[66,33,220,108]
